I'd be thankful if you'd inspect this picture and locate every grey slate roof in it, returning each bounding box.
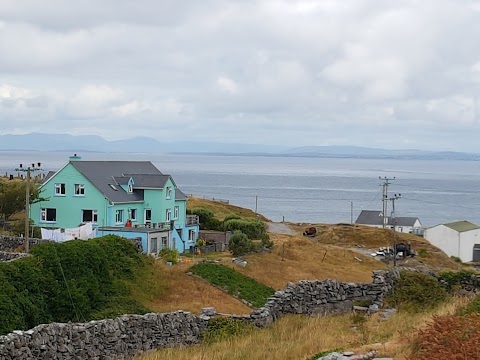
[175,189,187,201]
[355,210,383,225]
[70,161,163,203]
[42,171,56,184]
[123,174,171,188]
[355,210,420,227]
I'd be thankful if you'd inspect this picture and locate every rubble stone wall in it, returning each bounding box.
[0,269,399,359]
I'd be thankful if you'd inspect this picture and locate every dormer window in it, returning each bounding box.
[127,177,134,193]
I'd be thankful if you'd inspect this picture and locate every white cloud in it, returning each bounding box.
[0,0,479,150]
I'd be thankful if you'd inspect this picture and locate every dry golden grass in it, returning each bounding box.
[289,223,461,271]
[217,234,386,289]
[135,297,471,360]
[187,197,269,221]
[139,261,251,315]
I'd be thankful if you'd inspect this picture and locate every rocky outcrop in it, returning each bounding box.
[0,251,29,262]
[0,235,50,252]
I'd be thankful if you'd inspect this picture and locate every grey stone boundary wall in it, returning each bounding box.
[0,235,142,256]
[0,251,29,262]
[0,235,50,252]
[0,269,399,359]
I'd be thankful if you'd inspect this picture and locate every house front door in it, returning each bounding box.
[473,244,480,262]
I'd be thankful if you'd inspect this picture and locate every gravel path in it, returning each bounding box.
[267,222,297,235]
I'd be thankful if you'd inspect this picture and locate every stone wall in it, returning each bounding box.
[0,269,399,359]
[0,235,50,252]
[0,311,208,360]
[0,251,29,262]
[249,269,399,327]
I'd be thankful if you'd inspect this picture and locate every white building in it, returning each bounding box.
[355,210,422,234]
[424,221,480,263]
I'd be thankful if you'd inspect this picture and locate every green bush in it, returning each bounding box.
[159,248,179,264]
[418,248,428,258]
[0,235,149,335]
[439,270,475,291]
[229,230,254,256]
[450,256,462,263]
[202,317,254,344]
[457,295,480,316]
[223,219,266,239]
[187,208,223,230]
[223,214,242,222]
[386,271,448,312]
[189,263,275,307]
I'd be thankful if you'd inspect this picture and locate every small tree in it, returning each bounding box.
[229,230,252,256]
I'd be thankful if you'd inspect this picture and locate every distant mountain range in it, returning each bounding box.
[0,133,479,160]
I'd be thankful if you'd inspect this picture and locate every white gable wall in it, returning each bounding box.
[424,225,460,259]
[424,225,480,262]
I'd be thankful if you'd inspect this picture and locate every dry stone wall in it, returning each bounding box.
[0,311,207,360]
[0,269,399,359]
[249,269,399,327]
[0,235,50,252]
[0,251,29,262]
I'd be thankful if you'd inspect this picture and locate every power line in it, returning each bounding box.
[15,162,43,253]
[379,176,395,229]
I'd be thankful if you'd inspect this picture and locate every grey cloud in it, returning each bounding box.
[0,0,480,151]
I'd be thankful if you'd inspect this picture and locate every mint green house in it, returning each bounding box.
[31,155,199,254]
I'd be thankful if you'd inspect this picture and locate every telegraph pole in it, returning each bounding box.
[389,193,401,267]
[255,195,258,214]
[379,177,395,229]
[15,162,42,253]
[350,201,353,224]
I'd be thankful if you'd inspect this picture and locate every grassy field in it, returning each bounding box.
[187,197,269,221]
[189,263,275,307]
[136,261,252,315]
[290,223,461,271]
[217,234,386,289]
[135,296,470,360]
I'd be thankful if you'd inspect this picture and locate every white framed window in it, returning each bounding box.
[174,206,179,219]
[54,183,66,195]
[188,229,195,241]
[166,186,172,199]
[82,210,98,223]
[115,210,124,224]
[145,209,152,225]
[41,208,57,222]
[127,183,133,193]
[74,184,85,196]
[166,209,172,222]
[130,208,137,221]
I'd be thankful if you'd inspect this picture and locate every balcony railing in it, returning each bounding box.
[186,215,199,226]
[134,222,171,230]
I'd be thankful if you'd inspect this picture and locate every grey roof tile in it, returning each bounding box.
[70,161,162,203]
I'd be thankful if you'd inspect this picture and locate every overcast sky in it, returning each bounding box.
[1,0,480,151]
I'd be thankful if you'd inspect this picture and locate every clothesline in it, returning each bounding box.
[41,223,97,242]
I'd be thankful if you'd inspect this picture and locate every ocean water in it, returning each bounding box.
[0,151,479,227]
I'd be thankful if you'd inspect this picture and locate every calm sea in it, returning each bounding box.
[0,151,479,227]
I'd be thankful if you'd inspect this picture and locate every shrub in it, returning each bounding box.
[0,235,149,335]
[229,230,253,256]
[261,233,274,248]
[386,271,448,312]
[189,263,275,307]
[223,219,266,239]
[457,295,480,315]
[450,256,462,263]
[223,214,242,222]
[202,317,254,344]
[439,270,475,291]
[159,248,179,264]
[417,248,428,258]
[187,208,222,230]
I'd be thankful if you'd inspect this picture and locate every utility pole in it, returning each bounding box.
[350,201,353,224]
[15,162,42,253]
[255,195,258,214]
[379,177,395,229]
[389,193,401,267]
